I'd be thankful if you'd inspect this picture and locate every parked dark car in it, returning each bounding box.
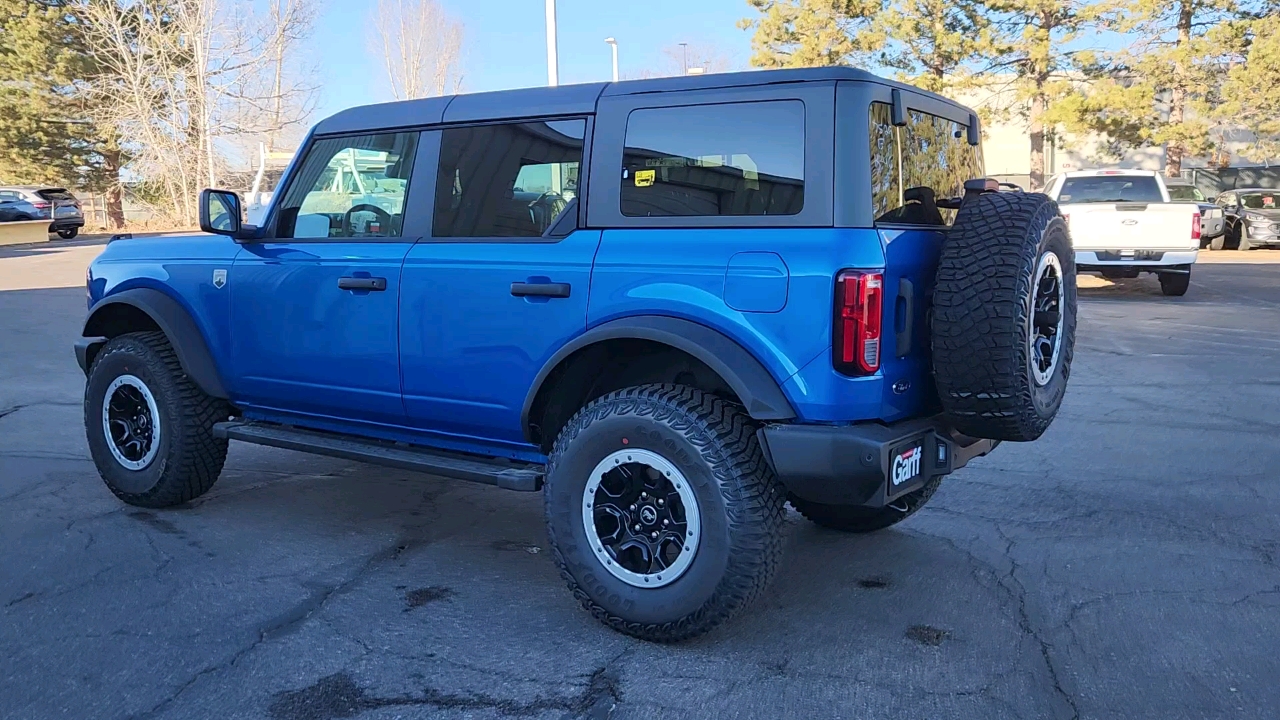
[1215,188,1280,250]
[0,186,85,238]
[0,195,43,222]
[1165,179,1225,246]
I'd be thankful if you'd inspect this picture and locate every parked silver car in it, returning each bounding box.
[1165,179,1225,245]
[0,186,85,238]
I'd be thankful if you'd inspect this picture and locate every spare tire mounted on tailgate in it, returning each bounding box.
[932,188,1077,442]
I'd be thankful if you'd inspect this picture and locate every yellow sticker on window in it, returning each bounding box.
[634,169,656,187]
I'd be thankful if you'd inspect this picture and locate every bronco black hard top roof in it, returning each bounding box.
[314,67,971,136]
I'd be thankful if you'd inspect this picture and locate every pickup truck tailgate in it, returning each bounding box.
[1062,203,1199,251]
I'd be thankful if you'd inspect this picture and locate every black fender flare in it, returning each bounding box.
[78,288,229,399]
[520,315,796,442]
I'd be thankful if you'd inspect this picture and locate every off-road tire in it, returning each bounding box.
[544,384,786,643]
[790,476,943,534]
[1159,270,1191,297]
[933,191,1077,442]
[85,331,230,508]
[57,228,78,239]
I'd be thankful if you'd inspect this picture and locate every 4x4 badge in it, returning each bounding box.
[212,269,227,289]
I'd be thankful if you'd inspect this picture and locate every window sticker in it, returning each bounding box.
[634,169,656,187]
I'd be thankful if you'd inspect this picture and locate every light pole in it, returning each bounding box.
[545,0,559,87]
[605,37,618,82]
[679,42,688,75]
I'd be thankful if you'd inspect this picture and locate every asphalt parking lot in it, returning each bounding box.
[2,241,1278,720]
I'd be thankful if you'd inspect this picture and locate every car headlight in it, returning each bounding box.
[1246,212,1268,222]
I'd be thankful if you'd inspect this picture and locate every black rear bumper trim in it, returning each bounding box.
[759,416,997,507]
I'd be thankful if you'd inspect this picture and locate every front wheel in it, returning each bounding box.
[85,332,230,508]
[1239,225,1253,251]
[544,385,786,642]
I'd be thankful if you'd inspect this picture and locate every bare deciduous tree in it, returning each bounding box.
[369,0,464,101]
[76,0,317,225]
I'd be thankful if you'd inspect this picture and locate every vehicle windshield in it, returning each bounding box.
[1058,175,1164,203]
[1240,192,1278,210]
[1166,185,1204,202]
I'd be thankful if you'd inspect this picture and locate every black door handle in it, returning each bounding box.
[511,282,571,298]
[338,276,387,291]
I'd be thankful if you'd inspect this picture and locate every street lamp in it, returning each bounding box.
[605,37,618,82]
[545,0,559,87]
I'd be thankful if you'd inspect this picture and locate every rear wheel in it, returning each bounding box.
[544,384,785,642]
[932,191,1077,442]
[1209,233,1225,251]
[85,332,230,508]
[790,476,943,534]
[1159,269,1191,297]
[57,228,78,239]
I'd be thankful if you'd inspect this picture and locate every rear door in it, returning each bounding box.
[858,89,984,420]
[229,130,428,426]
[398,120,598,449]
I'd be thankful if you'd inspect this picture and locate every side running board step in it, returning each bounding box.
[213,421,544,492]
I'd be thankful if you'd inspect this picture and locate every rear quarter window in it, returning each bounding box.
[620,100,805,218]
[868,103,983,226]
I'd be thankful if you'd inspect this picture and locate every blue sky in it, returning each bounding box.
[310,0,756,121]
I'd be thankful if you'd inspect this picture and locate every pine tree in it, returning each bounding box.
[1216,16,1280,163]
[739,0,882,69]
[0,0,121,223]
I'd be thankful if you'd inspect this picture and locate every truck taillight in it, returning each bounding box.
[1192,213,1201,240]
[833,270,883,376]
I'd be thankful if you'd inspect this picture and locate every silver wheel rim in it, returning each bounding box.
[1029,251,1065,386]
[102,374,162,470]
[582,449,701,589]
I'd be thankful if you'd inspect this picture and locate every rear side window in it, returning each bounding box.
[620,101,804,218]
[869,102,983,226]
[1058,176,1163,204]
[432,120,584,238]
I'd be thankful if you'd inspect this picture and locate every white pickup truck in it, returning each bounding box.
[1044,170,1201,297]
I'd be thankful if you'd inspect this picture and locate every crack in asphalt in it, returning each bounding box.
[265,648,628,720]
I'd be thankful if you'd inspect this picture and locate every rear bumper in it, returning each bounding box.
[759,416,998,508]
[50,217,85,230]
[1076,250,1197,267]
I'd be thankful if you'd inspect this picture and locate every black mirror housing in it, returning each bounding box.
[199,189,243,237]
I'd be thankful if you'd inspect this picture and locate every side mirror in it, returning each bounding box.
[200,189,242,237]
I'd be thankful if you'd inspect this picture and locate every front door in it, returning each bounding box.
[230,130,427,426]
[399,119,597,451]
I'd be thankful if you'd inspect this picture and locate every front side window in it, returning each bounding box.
[432,120,584,238]
[868,103,984,226]
[620,101,805,218]
[1167,185,1205,202]
[277,131,419,239]
[1057,176,1163,204]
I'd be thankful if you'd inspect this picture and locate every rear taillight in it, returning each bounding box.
[833,270,884,376]
[31,202,50,209]
[1192,213,1201,240]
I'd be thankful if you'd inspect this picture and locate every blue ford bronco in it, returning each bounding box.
[77,68,1076,641]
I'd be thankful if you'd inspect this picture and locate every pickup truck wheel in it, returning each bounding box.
[544,384,785,642]
[84,331,230,508]
[790,476,942,533]
[933,191,1077,442]
[1159,270,1191,297]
